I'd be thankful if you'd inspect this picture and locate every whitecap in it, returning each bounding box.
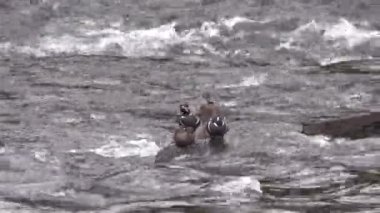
[0,42,11,51]
[0,16,259,58]
[1,23,183,58]
[308,135,332,147]
[219,74,267,88]
[34,150,49,162]
[221,16,260,30]
[211,176,262,195]
[278,18,380,65]
[222,101,238,107]
[90,113,106,120]
[199,22,221,38]
[33,149,59,164]
[90,135,160,158]
[239,74,267,87]
[323,18,380,49]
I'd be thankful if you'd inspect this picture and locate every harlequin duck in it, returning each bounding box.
[173,126,196,147]
[194,93,229,141]
[196,93,222,124]
[155,98,228,162]
[176,103,201,129]
[206,116,229,137]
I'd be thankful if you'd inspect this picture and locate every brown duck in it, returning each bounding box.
[173,126,196,147]
[195,93,222,123]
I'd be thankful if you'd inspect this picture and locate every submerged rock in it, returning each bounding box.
[301,111,380,139]
[155,139,227,163]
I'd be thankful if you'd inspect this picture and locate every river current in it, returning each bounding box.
[0,0,379,212]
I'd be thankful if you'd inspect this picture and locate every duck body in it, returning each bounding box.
[173,126,195,147]
[206,116,229,137]
[196,101,222,124]
[176,103,201,129]
[177,114,200,129]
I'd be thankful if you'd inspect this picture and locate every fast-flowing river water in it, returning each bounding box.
[0,0,379,212]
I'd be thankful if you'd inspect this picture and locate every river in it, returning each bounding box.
[0,0,379,212]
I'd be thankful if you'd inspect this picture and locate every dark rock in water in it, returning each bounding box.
[30,0,40,5]
[321,59,380,74]
[155,140,227,163]
[301,111,380,139]
[0,91,19,100]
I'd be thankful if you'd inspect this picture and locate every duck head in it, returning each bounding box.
[179,103,191,115]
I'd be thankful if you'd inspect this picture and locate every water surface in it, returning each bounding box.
[0,0,379,212]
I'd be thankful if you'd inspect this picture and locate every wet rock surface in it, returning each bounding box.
[322,59,380,74]
[302,111,380,139]
[155,139,228,163]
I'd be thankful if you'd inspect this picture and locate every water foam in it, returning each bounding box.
[34,149,49,162]
[209,176,262,204]
[0,22,181,58]
[1,16,378,65]
[40,23,181,57]
[222,101,238,107]
[221,16,262,30]
[90,134,160,158]
[220,74,267,88]
[0,21,194,58]
[0,16,258,59]
[324,18,380,48]
[278,18,380,65]
[211,176,262,195]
